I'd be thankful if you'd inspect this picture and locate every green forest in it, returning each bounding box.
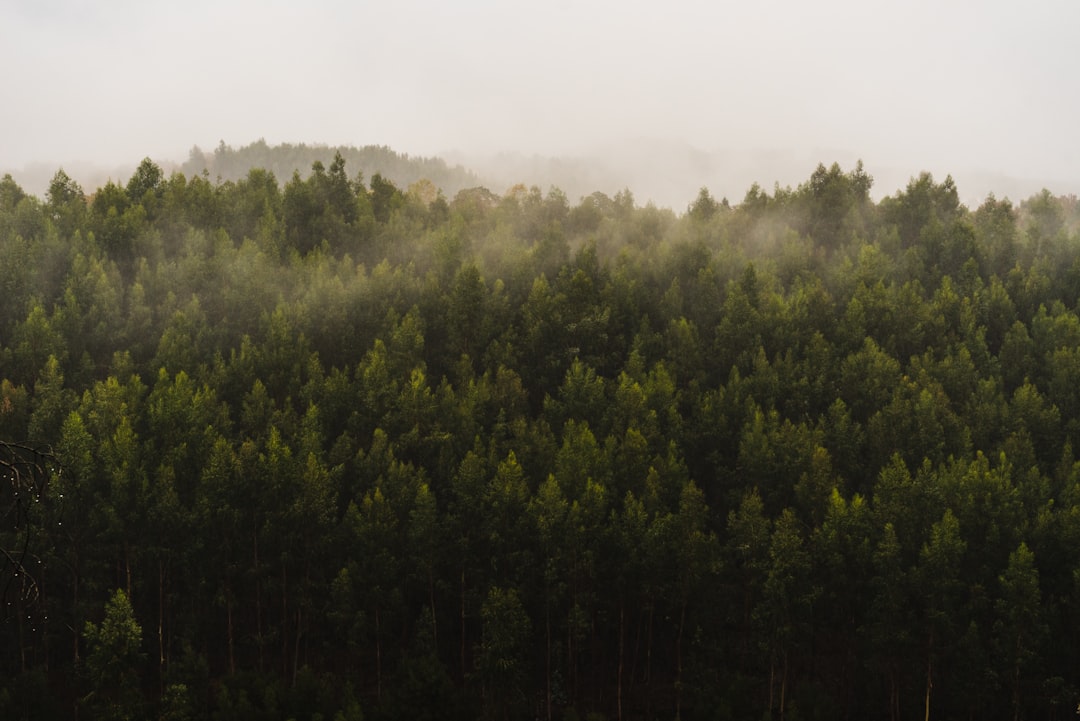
[3,147,1080,721]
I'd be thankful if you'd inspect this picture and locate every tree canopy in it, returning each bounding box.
[2,155,1080,720]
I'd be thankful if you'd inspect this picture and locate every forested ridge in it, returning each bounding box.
[180,140,480,199]
[2,150,1080,721]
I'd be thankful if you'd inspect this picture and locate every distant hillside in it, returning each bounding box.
[182,139,481,196]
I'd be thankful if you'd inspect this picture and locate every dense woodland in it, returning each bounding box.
[3,147,1080,721]
[180,140,480,198]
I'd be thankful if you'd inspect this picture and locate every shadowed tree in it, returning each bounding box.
[994,542,1046,721]
[82,588,144,721]
[917,509,966,721]
[477,586,531,721]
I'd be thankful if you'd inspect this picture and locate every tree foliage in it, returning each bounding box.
[1,155,1080,719]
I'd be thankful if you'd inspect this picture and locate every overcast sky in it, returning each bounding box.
[2,0,1078,202]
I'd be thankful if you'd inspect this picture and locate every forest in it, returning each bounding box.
[2,146,1080,721]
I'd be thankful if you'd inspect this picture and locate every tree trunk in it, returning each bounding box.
[617,602,625,721]
[780,649,789,721]
[545,597,552,721]
[1012,645,1021,721]
[40,568,50,672]
[428,566,438,648]
[293,606,302,686]
[16,593,26,672]
[226,578,235,675]
[293,560,311,685]
[629,606,643,695]
[124,540,132,599]
[254,526,264,671]
[460,569,467,684]
[158,558,165,695]
[924,650,932,721]
[70,548,80,721]
[281,561,289,681]
[645,606,654,719]
[768,653,776,717]
[888,664,900,721]
[675,600,687,720]
[567,603,576,705]
[71,553,80,665]
[375,604,382,700]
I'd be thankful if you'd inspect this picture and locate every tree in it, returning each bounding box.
[527,474,568,721]
[1021,189,1065,254]
[796,160,873,251]
[687,187,721,223]
[607,491,649,721]
[283,168,321,254]
[567,190,613,235]
[477,586,531,721]
[90,180,143,264]
[757,508,813,721]
[83,588,144,721]
[409,481,445,647]
[867,523,911,721]
[46,168,87,240]
[0,173,27,213]
[665,480,717,718]
[353,481,404,699]
[916,510,966,721]
[447,264,488,361]
[545,358,608,434]
[971,194,1017,276]
[220,167,283,247]
[370,172,404,225]
[994,542,1046,721]
[554,420,607,502]
[126,158,165,206]
[879,172,961,249]
[27,355,74,443]
[725,489,770,673]
[196,436,242,674]
[448,447,491,683]
[483,452,532,588]
[0,441,53,673]
[867,373,971,473]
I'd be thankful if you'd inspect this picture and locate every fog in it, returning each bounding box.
[3,0,1078,207]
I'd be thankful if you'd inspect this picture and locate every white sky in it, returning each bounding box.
[2,0,1079,201]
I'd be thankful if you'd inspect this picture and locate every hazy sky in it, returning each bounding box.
[3,0,1079,201]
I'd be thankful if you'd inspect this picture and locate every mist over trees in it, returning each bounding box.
[3,149,1080,721]
[182,140,480,200]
